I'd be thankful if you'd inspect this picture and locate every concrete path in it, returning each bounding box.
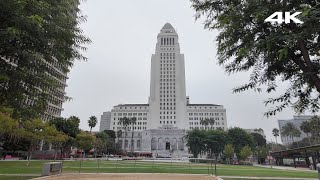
[220,176,317,180]
[253,164,315,172]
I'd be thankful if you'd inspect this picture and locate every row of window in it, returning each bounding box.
[190,127,225,130]
[160,107,176,110]
[189,117,223,121]
[114,126,147,130]
[160,47,174,51]
[160,53,175,56]
[160,78,175,82]
[118,107,148,110]
[160,111,176,114]
[160,71,175,74]
[160,56,175,60]
[160,103,176,105]
[160,91,176,93]
[189,112,223,116]
[160,37,175,46]
[114,113,148,116]
[189,122,224,125]
[160,120,176,124]
[160,86,175,89]
[160,68,175,71]
[160,98,176,101]
[114,117,147,121]
[160,75,175,78]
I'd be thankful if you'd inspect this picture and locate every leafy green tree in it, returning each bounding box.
[272,128,280,144]
[205,130,229,175]
[227,127,254,156]
[94,131,110,157]
[49,116,80,157]
[88,116,97,133]
[186,129,206,158]
[103,130,116,140]
[223,144,234,164]
[256,146,268,164]
[75,131,96,158]
[190,0,320,115]
[0,0,90,120]
[239,145,252,161]
[44,125,68,161]
[251,133,267,147]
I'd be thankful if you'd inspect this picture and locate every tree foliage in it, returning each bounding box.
[75,131,96,156]
[227,127,254,154]
[0,0,90,120]
[239,145,252,161]
[272,128,280,144]
[251,133,267,147]
[190,0,320,115]
[88,116,97,133]
[223,144,235,164]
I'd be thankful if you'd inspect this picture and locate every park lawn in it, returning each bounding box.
[0,176,38,180]
[0,160,317,179]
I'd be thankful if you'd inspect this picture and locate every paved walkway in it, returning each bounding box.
[253,164,315,172]
[220,176,318,180]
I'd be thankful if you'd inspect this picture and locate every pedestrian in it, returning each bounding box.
[317,160,320,180]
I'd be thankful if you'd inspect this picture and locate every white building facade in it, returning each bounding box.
[103,23,227,157]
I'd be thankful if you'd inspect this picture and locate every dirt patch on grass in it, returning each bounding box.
[34,173,219,180]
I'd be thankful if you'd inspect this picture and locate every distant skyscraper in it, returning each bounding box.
[101,23,228,157]
[100,111,111,131]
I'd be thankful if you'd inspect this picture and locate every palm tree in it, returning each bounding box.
[119,117,130,152]
[272,128,280,144]
[116,130,122,148]
[300,121,312,144]
[88,116,97,133]
[130,117,137,153]
[200,119,204,129]
[203,118,209,130]
[208,118,215,130]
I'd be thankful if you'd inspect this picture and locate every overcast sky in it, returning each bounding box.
[62,0,306,142]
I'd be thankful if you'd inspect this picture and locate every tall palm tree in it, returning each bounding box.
[208,118,215,130]
[200,119,204,129]
[130,117,137,153]
[116,130,122,149]
[300,121,312,144]
[119,117,130,152]
[203,118,209,129]
[272,128,280,144]
[88,116,97,133]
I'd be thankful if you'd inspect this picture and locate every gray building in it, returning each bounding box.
[278,115,313,145]
[100,111,111,131]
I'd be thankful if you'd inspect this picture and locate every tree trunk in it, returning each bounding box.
[275,137,278,144]
[27,145,32,166]
[292,40,320,93]
[214,155,217,175]
[131,124,134,153]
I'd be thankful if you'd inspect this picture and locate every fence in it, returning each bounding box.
[59,158,219,175]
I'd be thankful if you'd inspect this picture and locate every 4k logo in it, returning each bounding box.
[265,12,303,24]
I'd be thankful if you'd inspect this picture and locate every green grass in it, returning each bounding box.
[0,160,317,179]
[0,176,37,180]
